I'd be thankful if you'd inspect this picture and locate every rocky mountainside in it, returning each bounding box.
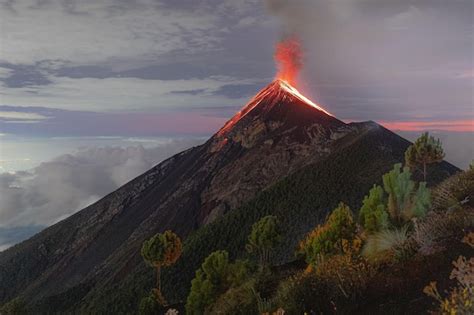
[0,80,459,312]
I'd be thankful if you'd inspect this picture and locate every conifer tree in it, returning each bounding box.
[299,202,356,266]
[405,132,445,181]
[186,251,225,314]
[382,164,431,224]
[246,215,281,268]
[141,230,182,305]
[359,185,389,233]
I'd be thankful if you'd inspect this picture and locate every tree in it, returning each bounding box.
[299,202,357,266]
[138,294,160,315]
[359,185,389,233]
[186,250,250,314]
[383,164,431,225]
[186,250,231,314]
[405,132,445,181]
[141,230,182,305]
[246,215,281,267]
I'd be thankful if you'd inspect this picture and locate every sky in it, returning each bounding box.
[0,0,473,250]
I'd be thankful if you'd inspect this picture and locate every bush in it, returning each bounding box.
[431,168,474,212]
[424,232,474,314]
[208,280,257,315]
[299,203,357,266]
[138,294,160,315]
[359,185,389,233]
[0,298,28,315]
[185,250,251,314]
[413,209,474,255]
[362,226,412,262]
[272,272,319,314]
[383,164,430,225]
[315,238,376,306]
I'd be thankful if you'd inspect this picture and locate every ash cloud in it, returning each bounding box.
[263,0,473,121]
[0,139,203,242]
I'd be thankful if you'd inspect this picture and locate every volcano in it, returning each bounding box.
[0,80,459,313]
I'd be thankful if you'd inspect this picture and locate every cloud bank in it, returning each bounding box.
[0,139,204,232]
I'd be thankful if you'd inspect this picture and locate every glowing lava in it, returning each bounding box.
[274,37,302,86]
[217,79,333,136]
[277,79,333,116]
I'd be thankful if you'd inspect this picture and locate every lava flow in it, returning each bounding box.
[217,79,333,136]
[277,79,332,116]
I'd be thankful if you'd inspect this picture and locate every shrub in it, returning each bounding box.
[424,232,474,315]
[431,168,474,212]
[209,280,257,315]
[315,238,376,304]
[0,298,28,315]
[138,294,160,315]
[383,164,430,225]
[272,272,319,314]
[413,209,474,255]
[185,250,250,314]
[359,164,431,235]
[299,203,356,267]
[359,185,389,233]
[362,226,411,262]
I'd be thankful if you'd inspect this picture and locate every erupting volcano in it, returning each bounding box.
[217,79,335,137]
[217,37,334,138]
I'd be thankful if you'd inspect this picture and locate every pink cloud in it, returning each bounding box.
[378,120,474,132]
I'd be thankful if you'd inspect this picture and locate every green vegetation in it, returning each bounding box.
[0,298,28,315]
[359,185,389,233]
[138,293,160,315]
[141,230,182,306]
[383,163,430,224]
[185,250,251,314]
[298,202,356,266]
[246,215,281,268]
[174,137,472,313]
[59,128,457,313]
[405,132,445,180]
[431,167,474,212]
[424,232,474,314]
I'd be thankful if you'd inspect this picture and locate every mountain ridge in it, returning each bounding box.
[0,81,460,313]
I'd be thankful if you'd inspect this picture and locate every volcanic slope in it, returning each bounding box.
[0,80,458,313]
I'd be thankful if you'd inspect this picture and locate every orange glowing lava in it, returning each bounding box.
[217,80,333,137]
[277,79,333,116]
[274,37,302,86]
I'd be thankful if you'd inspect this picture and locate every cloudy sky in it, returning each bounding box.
[0,0,472,249]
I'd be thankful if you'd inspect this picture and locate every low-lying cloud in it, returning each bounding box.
[0,139,204,235]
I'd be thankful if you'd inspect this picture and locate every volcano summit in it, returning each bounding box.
[0,80,458,313]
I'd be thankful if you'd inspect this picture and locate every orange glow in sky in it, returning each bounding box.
[378,120,474,132]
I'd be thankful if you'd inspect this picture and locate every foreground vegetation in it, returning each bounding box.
[135,133,473,314]
[1,132,466,314]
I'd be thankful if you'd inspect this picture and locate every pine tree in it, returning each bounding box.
[405,132,445,181]
[382,164,430,225]
[299,202,357,266]
[359,185,389,233]
[186,250,250,314]
[246,215,281,268]
[141,230,182,305]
